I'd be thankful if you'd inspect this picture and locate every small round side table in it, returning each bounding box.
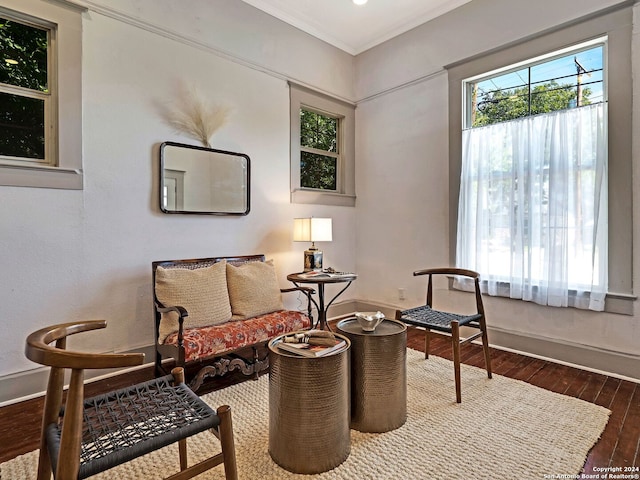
[286,273,357,331]
[336,317,407,433]
[268,332,351,474]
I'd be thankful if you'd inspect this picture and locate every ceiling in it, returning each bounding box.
[240,0,472,55]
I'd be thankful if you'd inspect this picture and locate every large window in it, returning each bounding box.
[290,83,355,207]
[456,38,608,311]
[0,1,83,190]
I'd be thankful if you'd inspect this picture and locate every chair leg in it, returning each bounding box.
[55,369,85,480]
[480,316,492,379]
[171,366,189,471]
[451,321,462,403]
[424,328,431,359]
[217,405,238,480]
[37,366,65,480]
[178,439,188,470]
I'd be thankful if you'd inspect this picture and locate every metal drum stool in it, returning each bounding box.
[268,332,351,474]
[337,318,407,433]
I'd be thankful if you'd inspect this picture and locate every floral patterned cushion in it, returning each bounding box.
[163,310,311,362]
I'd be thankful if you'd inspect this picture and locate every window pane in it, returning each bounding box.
[0,17,48,92]
[300,109,337,152]
[470,45,604,128]
[300,151,337,190]
[0,91,45,159]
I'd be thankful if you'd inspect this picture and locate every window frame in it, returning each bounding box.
[446,5,634,314]
[0,0,84,190]
[290,82,355,207]
[458,38,608,293]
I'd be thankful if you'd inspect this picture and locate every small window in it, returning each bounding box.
[0,16,51,165]
[300,108,339,191]
[0,3,84,190]
[290,83,355,207]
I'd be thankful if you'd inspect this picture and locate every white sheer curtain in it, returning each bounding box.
[456,103,608,311]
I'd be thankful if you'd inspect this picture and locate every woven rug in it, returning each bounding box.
[1,349,610,479]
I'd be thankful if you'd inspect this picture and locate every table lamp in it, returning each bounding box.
[293,217,332,271]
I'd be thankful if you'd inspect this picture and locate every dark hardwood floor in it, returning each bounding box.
[1,324,638,475]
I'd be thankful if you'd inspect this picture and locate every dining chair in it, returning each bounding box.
[395,268,492,403]
[25,320,238,480]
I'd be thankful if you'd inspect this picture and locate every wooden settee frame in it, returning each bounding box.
[152,254,313,390]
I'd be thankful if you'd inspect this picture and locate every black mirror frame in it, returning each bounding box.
[159,141,250,216]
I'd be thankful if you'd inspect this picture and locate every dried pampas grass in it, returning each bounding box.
[163,84,230,148]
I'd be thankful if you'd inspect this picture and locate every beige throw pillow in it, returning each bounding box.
[155,261,232,342]
[226,260,284,320]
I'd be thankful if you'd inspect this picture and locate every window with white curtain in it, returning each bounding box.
[456,38,608,311]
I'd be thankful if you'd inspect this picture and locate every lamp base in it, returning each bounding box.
[303,248,323,272]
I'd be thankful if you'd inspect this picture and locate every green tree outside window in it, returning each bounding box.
[0,17,48,160]
[300,109,338,191]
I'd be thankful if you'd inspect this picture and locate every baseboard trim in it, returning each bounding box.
[0,344,157,407]
[3,302,637,406]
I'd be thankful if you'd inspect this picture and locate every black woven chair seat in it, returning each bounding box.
[46,374,219,479]
[398,305,482,333]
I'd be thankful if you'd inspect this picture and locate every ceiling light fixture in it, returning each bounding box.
[353,0,368,5]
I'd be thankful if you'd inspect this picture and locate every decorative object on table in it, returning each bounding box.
[298,268,357,279]
[354,311,385,332]
[276,329,347,357]
[161,82,230,148]
[293,217,332,271]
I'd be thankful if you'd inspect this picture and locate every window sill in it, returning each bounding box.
[0,164,83,190]
[604,292,636,316]
[451,278,635,315]
[291,189,355,207]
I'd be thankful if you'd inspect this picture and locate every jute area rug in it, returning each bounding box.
[1,349,610,480]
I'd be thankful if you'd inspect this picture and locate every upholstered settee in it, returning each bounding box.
[152,254,313,391]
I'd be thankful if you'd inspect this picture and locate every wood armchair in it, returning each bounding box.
[25,320,238,480]
[395,268,492,403]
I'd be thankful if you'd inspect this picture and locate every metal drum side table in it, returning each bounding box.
[268,332,351,474]
[337,317,407,433]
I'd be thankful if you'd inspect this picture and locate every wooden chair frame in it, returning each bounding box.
[25,320,238,480]
[396,268,492,403]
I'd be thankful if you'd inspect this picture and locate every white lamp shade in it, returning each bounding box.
[293,218,333,242]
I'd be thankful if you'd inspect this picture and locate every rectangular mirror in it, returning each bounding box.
[160,141,250,215]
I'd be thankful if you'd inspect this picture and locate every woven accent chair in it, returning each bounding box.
[25,320,238,480]
[395,268,492,403]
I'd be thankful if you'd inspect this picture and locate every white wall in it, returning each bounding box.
[355,72,450,304]
[0,0,357,386]
[2,0,638,403]
[355,0,640,378]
